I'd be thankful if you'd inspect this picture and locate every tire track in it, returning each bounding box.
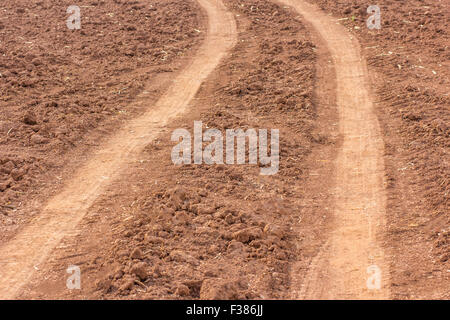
[278,0,390,299]
[0,0,237,299]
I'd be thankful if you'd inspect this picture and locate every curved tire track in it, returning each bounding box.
[0,0,237,299]
[278,0,390,299]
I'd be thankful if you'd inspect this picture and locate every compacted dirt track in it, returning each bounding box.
[308,0,449,299]
[280,0,390,299]
[0,0,236,299]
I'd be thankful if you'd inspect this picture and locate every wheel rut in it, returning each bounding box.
[277,0,391,299]
[0,0,237,299]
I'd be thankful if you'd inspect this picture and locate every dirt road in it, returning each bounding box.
[2,0,445,301]
[0,0,237,299]
[279,0,390,299]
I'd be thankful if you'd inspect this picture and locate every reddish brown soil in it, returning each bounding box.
[1,0,448,300]
[0,0,204,242]
[17,0,339,299]
[307,0,449,299]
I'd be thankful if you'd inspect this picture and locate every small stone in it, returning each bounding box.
[158,231,169,238]
[144,234,163,244]
[198,204,215,215]
[117,249,128,258]
[95,277,112,293]
[10,168,26,181]
[130,247,143,260]
[123,230,134,237]
[1,161,15,174]
[169,186,187,210]
[113,267,124,280]
[31,58,42,66]
[225,213,235,224]
[130,262,149,281]
[171,186,187,201]
[173,211,189,225]
[204,270,217,277]
[152,264,162,277]
[207,244,219,255]
[232,227,263,243]
[263,224,285,239]
[175,284,191,297]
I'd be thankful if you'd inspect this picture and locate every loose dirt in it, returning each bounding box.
[1,0,447,300]
[17,0,328,300]
[0,0,236,299]
[0,0,204,242]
